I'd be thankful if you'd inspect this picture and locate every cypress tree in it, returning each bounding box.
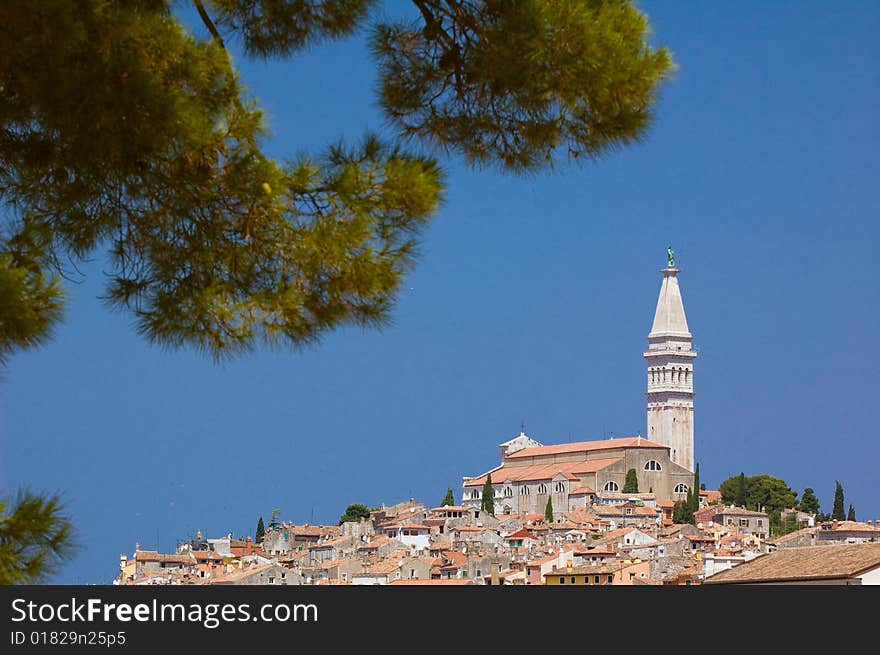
[691,463,701,513]
[441,488,455,507]
[255,516,265,543]
[847,505,856,521]
[545,496,554,523]
[832,481,846,521]
[673,500,694,525]
[481,474,495,516]
[623,469,639,493]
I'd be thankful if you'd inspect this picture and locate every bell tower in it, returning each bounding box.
[644,248,695,472]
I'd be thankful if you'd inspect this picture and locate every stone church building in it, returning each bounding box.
[462,258,697,514]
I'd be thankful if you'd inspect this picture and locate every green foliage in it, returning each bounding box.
[481,474,494,516]
[440,487,455,507]
[544,496,553,523]
[0,489,75,584]
[832,481,846,521]
[373,0,674,171]
[338,503,372,525]
[847,504,856,522]
[734,472,747,507]
[719,473,797,515]
[0,0,672,361]
[255,516,265,542]
[700,483,706,491]
[691,463,701,513]
[623,469,639,493]
[672,499,693,525]
[770,510,800,538]
[0,247,65,365]
[799,488,820,516]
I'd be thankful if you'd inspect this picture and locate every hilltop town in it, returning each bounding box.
[115,493,880,586]
[114,255,880,586]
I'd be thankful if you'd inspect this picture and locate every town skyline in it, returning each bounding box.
[2,2,878,584]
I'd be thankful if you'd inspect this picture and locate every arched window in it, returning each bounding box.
[504,487,512,498]
[537,484,547,494]
[520,486,530,496]
[471,489,480,500]
[554,482,565,493]
[674,483,689,494]
[603,481,620,492]
[644,460,662,471]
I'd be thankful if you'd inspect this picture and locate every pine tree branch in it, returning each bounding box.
[194,0,226,50]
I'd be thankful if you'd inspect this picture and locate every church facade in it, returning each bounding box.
[462,255,697,513]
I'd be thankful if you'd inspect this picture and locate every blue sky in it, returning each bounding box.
[2,2,878,583]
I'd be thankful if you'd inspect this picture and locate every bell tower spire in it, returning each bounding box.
[644,247,696,471]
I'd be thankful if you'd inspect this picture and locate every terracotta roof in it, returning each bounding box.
[819,521,880,534]
[291,525,326,537]
[358,535,391,550]
[506,436,667,459]
[575,547,616,556]
[464,457,622,487]
[211,563,279,583]
[367,559,403,575]
[569,485,596,495]
[191,551,223,562]
[505,528,538,540]
[430,506,470,513]
[134,551,192,564]
[429,541,454,551]
[705,544,880,584]
[439,551,468,569]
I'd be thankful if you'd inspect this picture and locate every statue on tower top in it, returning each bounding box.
[666,245,675,268]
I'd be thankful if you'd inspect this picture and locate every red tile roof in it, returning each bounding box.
[506,436,667,459]
[464,457,622,487]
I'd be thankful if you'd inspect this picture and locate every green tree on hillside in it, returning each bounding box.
[545,497,554,523]
[255,516,265,542]
[799,488,820,516]
[623,469,639,494]
[481,474,495,516]
[734,473,748,507]
[338,503,372,525]
[719,473,796,514]
[847,505,856,522]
